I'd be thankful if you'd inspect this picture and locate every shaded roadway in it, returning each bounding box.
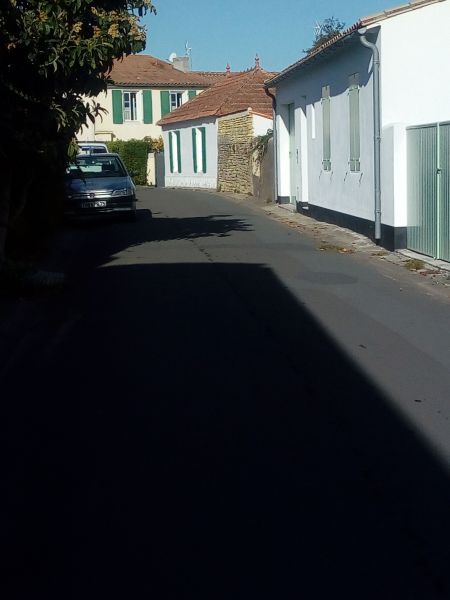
[2,187,450,599]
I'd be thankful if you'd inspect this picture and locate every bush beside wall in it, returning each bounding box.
[109,139,150,185]
[108,137,163,185]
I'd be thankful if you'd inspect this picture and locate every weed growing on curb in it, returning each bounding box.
[403,258,425,271]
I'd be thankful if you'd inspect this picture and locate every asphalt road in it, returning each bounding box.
[2,187,450,599]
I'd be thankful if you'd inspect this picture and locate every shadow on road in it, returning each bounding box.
[66,208,252,244]
[3,211,450,599]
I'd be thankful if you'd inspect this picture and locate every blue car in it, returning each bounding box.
[65,153,137,219]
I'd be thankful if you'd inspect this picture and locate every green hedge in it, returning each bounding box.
[109,139,151,185]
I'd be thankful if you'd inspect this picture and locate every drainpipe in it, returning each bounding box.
[265,88,278,204]
[358,27,382,243]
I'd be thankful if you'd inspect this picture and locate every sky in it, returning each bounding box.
[141,0,397,73]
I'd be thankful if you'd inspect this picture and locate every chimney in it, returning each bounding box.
[172,56,190,72]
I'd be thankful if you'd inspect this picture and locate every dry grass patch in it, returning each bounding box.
[403,258,425,271]
[318,243,355,254]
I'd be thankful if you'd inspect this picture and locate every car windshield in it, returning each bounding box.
[66,156,126,179]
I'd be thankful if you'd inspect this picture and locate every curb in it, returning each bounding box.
[214,191,450,291]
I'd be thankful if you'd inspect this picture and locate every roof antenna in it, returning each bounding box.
[185,40,192,69]
[255,53,260,69]
[314,20,323,38]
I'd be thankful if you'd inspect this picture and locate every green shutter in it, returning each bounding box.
[192,128,197,173]
[143,90,153,124]
[322,85,331,171]
[169,132,174,173]
[160,91,170,117]
[176,131,182,173]
[112,90,123,124]
[200,127,207,173]
[188,90,197,100]
[349,74,360,172]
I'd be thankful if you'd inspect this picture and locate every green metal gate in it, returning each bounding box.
[407,122,450,261]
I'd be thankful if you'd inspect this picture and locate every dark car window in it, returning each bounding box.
[79,145,108,154]
[66,156,127,179]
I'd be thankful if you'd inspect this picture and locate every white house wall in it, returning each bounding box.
[378,0,450,228]
[162,118,218,189]
[252,114,273,137]
[380,1,450,128]
[275,42,377,222]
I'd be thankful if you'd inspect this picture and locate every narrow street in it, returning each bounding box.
[3,187,450,599]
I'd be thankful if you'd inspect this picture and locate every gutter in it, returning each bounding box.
[359,27,382,243]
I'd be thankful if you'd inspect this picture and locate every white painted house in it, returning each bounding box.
[158,116,219,189]
[158,65,274,191]
[266,0,450,254]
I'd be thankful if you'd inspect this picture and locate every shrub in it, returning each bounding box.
[252,129,273,165]
[143,135,164,153]
[109,139,150,185]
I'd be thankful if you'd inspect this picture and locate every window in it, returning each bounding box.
[192,127,207,173]
[66,155,126,179]
[123,91,138,121]
[322,85,331,171]
[170,92,183,111]
[169,130,182,173]
[348,73,360,172]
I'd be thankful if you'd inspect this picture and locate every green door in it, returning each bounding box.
[407,122,450,261]
[439,123,450,261]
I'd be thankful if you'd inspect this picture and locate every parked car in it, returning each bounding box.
[77,142,109,154]
[64,153,137,219]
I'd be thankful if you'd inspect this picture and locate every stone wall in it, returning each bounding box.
[217,113,253,194]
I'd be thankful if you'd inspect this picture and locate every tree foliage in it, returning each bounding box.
[252,129,273,166]
[1,0,155,147]
[0,0,156,262]
[304,17,346,54]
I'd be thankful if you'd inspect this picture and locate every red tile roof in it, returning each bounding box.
[266,0,446,87]
[107,54,228,88]
[157,67,276,126]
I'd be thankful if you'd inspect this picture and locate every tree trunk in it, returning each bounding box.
[9,172,34,225]
[0,172,12,267]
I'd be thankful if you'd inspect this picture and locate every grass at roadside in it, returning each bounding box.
[403,258,426,271]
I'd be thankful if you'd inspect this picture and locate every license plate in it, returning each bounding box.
[81,200,107,208]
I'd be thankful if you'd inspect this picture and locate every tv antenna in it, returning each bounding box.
[314,21,323,38]
[185,40,192,69]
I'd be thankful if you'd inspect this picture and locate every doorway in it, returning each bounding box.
[288,103,297,205]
